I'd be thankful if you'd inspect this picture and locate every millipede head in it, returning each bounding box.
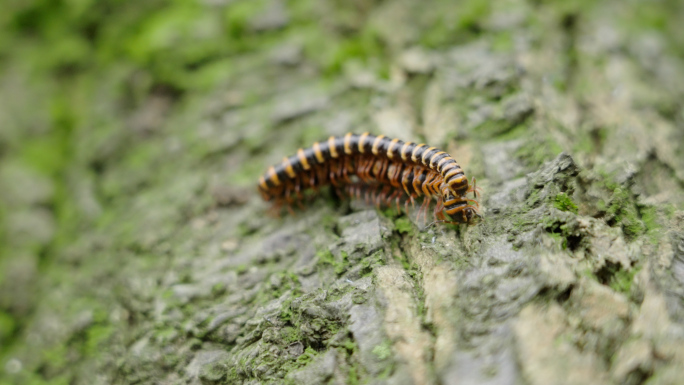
[458,206,480,224]
[440,192,482,224]
[429,206,481,226]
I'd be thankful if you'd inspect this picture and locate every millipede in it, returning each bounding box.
[258,133,481,225]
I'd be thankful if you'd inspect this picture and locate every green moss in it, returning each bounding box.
[199,355,229,382]
[42,344,69,369]
[492,32,514,52]
[495,124,530,142]
[573,132,594,154]
[547,232,567,250]
[317,249,335,266]
[327,285,353,302]
[380,207,401,221]
[341,339,357,353]
[325,32,386,76]
[606,188,645,240]
[372,340,392,360]
[358,251,384,277]
[226,367,240,383]
[281,326,301,344]
[224,0,270,40]
[420,0,491,48]
[84,324,115,356]
[296,346,318,365]
[540,212,585,251]
[237,222,255,237]
[279,298,295,323]
[410,268,429,319]
[396,246,412,271]
[19,136,70,177]
[618,0,684,56]
[336,251,350,275]
[286,0,316,19]
[235,264,249,275]
[608,266,640,294]
[120,0,283,89]
[298,23,387,77]
[153,328,180,344]
[18,373,71,385]
[233,159,273,187]
[639,205,662,245]
[0,311,16,344]
[515,135,564,168]
[316,249,351,276]
[554,192,579,214]
[456,0,491,29]
[286,271,301,284]
[472,117,517,139]
[584,262,640,295]
[573,127,607,155]
[394,218,413,235]
[348,364,360,385]
[525,189,543,208]
[184,58,236,92]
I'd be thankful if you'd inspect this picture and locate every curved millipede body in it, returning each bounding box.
[339,182,478,224]
[258,133,480,224]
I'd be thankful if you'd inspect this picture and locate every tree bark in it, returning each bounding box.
[1,1,684,384]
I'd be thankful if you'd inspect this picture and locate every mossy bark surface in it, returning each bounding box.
[1,1,684,384]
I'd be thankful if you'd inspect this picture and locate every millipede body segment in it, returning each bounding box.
[258,133,480,224]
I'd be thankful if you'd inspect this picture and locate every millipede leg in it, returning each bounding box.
[364,157,374,181]
[434,199,444,221]
[464,198,480,208]
[389,164,401,188]
[329,162,337,186]
[467,177,482,199]
[379,158,389,181]
[358,158,368,182]
[342,158,352,183]
[419,197,430,224]
[381,186,393,208]
[295,182,303,201]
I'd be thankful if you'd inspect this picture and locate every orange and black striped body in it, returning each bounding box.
[258,133,479,224]
[340,182,478,224]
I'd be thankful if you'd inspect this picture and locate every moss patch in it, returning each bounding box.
[639,205,662,245]
[554,192,579,214]
[372,340,393,360]
[394,218,414,235]
[605,188,645,240]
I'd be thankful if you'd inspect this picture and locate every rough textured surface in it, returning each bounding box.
[1,0,684,384]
